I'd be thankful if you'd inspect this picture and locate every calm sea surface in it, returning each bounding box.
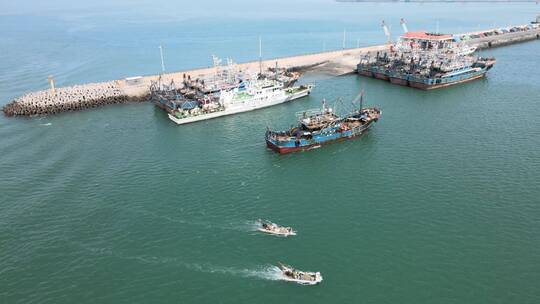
[1,1,539,303]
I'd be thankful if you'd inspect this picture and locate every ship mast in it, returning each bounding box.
[342,28,346,49]
[351,90,364,112]
[360,89,364,111]
[259,36,263,76]
[212,55,222,84]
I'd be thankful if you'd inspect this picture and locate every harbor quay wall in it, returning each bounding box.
[468,28,540,49]
[3,25,539,117]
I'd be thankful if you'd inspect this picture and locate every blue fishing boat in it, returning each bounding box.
[407,59,495,90]
[265,94,381,154]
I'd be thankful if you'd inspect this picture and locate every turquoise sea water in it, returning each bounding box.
[1,1,540,303]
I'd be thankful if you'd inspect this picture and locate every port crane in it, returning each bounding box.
[400,18,409,33]
[382,20,392,44]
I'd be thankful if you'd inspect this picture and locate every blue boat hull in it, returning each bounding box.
[266,121,375,154]
[408,68,487,90]
[357,64,491,90]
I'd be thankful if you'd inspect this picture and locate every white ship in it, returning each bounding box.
[167,79,312,125]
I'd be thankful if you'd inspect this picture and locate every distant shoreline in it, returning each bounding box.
[336,0,538,3]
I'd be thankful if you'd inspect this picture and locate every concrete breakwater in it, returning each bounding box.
[3,25,539,117]
[2,81,149,117]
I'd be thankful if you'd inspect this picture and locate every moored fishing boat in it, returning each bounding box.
[167,79,313,125]
[388,70,409,86]
[277,262,322,285]
[356,20,496,90]
[356,59,374,77]
[150,55,304,117]
[372,66,390,80]
[266,93,381,154]
[407,57,496,90]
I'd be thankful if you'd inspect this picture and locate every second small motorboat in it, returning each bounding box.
[277,262,323,285]
[257,219,296,236]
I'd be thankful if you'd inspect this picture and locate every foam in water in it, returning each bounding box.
[136,209,260,233]
[128,254,284,282]
[244,220,262,232]
[189,264,283,281]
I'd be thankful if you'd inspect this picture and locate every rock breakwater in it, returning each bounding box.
[3,81,148,116]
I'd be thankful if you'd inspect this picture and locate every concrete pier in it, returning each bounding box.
[466,27,540,49]
[3,25,539,117]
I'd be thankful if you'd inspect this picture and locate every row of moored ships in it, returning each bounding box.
[150,24,497,153]
[357,22,496,89]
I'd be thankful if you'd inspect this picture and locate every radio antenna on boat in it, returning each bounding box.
[322,98,329,112]
[351,90,362,111]
[342,28,346,50]
[333,97,342,115]
[158,44,166,74]
[212,55,222,83]
[259,36,263,76]
[360,89,365,111]
[400,18,409,33]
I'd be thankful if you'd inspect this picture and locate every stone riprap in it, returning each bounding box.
[2,81,148,116]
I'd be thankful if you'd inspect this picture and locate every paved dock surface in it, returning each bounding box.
[3,26,539,117]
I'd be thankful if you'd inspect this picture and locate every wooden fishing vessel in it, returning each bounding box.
[266,93,381,154]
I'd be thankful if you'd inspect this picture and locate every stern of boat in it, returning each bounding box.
[315,272,323,284]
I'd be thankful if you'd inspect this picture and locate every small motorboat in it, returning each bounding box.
[277,262,323,285]
[257,219,296,236]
